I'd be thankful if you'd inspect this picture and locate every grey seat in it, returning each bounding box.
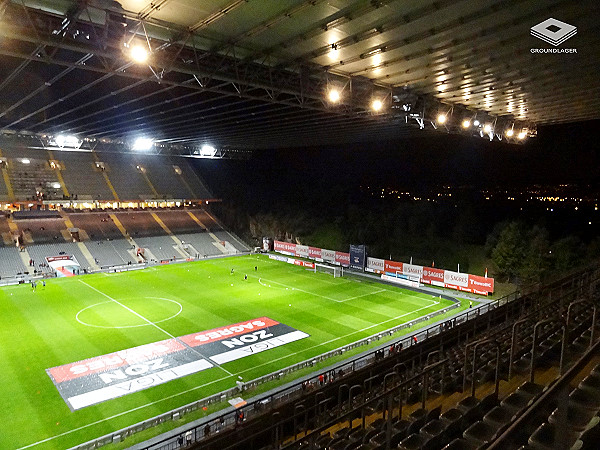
[527,422,578,449]
[462,421,497,446]
[398,433,429,450]
[501,391,532,414]
[483,405,516,429]
[548,403,595,432]
[441,438,477,449]
[569,387,600,411]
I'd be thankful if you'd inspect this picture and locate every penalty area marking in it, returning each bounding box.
[75,297,183,329]
[18,295,444,450]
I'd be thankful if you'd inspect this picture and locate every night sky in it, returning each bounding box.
[196,119,600,206]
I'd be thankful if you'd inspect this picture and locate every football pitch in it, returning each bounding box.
[0,254,458,449]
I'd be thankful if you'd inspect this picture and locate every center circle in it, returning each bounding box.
[76,297,183,329]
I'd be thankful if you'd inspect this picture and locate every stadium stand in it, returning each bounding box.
[66,211,126,240]
[134,156,191,199]
[95,153,154,200]
[0,148,245,281]
[112,211,166,237]
[0,246,26,278]
[0,214,13,245]
[137,263,599,450]
[57,151,115,200]
[83,238,138,267]
[154,209,206,234]
[12,217,69,244]
[134,235,182,262]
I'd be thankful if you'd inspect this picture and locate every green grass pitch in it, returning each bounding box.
[0,254,456,449]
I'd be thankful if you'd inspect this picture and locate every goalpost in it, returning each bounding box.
[314,263,343,278]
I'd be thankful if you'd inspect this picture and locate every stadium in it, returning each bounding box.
[0,1,599,450]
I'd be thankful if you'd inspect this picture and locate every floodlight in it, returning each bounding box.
[130,45,149,63]
[437,114,447,124]
[506,128,514,137]
[371,99,383,112]
[51,182,61,189]
[483,124,492,133]
[200,145,216,157]
[55,134,80,148]
[518,130,527,140]
[21,158,30,164]
[132,137,154,151]
[473,119,480,126]
[328,43,339,59]
[462,119,471,128]
[328,89,340,103]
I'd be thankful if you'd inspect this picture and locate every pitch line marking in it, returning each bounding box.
[77,280,233,377]
[75,297,183,329]
[336,289,387,302]
[18,299,446,449]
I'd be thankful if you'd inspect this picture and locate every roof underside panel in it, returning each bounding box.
[0,0,597,150]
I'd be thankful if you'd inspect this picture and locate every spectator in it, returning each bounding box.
[204,423,210,437]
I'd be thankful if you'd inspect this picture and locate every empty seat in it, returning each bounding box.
[426,405,442,422]
[547,403,595,432]
[579,372,600,396]
[421,419,445,438]
[569,387,600,411]
[398,433,429,450]
[501,391,532,413]
[457,396,480,422]
[527,422,578,449]
[442,438,477,449]
[462,421,497,446]
[483,406,516,429]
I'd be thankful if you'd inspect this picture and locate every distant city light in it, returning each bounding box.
[132,138,154,151]
[328,89,341,103]
[130,45,149,63]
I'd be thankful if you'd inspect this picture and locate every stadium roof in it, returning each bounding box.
[0,0,598,150]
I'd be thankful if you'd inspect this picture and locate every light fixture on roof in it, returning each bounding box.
[437,114,447,124]
[54,134,81,148]
[328,89,341,103]
[371,99,383,112]
[518,130,527,140]
[130,45,149,63]
[132,137,154,151]
[473,119,480,127]
[483,124,493,133]
[329,43,339,59]
[200,145,216,157]
[505,125,514,137]
[462,119,471,128]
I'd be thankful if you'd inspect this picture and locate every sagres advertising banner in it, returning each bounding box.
[47,317,308,410]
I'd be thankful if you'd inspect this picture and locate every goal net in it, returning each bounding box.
[314,263,343,278]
